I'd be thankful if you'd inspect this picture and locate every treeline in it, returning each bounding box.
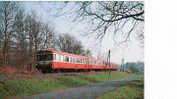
[127,62,144,73]
[0,2,91,70]
[119,62,144,73]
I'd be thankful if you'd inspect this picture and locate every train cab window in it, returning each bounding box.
[53,54,56,61]
[64,56,69,63]
[37,53,53,61]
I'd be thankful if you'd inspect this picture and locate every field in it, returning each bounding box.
[96,77,144,99]
[0,71,135,99]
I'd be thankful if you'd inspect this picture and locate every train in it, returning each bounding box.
[36,50,118,73]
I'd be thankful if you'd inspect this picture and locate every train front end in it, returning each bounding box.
[36,50,56,73]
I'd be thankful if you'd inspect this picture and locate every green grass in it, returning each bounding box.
[96,77,144,99]
[0,72,135,99]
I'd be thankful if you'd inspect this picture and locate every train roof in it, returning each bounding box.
[37,50,87,58]
[37,50,119,65]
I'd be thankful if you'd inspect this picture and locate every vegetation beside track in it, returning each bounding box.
[96,77,144,99]
[0,72,134,99]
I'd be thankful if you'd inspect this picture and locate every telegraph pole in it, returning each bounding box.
[121,58,124,72]
[107,50,111,80]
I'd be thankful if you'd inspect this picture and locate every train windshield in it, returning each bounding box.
[37,53,53,61]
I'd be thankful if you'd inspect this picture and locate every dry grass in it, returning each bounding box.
[0,66,38,75]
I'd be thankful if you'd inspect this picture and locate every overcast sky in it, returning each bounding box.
[22,1,144,64]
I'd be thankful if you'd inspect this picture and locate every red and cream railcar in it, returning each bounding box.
[36,50,118,73]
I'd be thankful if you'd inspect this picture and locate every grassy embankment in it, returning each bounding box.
[0,72,134,99]
[97,77,144,99]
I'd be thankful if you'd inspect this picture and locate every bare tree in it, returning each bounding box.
[40,23,56,50]
[11,8,56,69]
[0,1,18,65]
[24,12,43,53]
[56,33,85,55]
[72,1,144,45]
[97,51,107,60]
[10,8,30,68]
[0,2,57,69]
[13,8,27,50]
[82,49,92,57]
[20,11,57,70]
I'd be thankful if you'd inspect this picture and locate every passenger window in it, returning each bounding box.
[73,58,75,63]
[69,57,71,63]
[74,58,77,63]
[82,59,84,64]
[64,56,69,63]
[71,57,73,63]
[58,55,61,62]
[83,59,85,64]
[60,55,63,62]
[76,58,79,63]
